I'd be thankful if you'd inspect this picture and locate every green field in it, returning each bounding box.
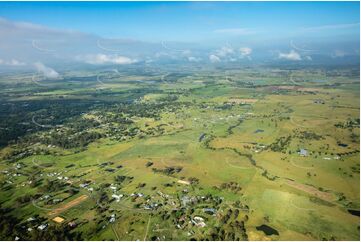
[0,66,359,240]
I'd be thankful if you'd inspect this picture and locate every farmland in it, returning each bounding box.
[0,65,359,240]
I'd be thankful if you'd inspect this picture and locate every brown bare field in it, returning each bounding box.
[267,86,321,92]
[285,180,334,202]
[48,195,89,216]
[297,87,322,92]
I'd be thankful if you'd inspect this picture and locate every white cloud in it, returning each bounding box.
[239,47,252,60]
[34,62,59,78]
[213,46,252,61]
[213,28,253,35]
[278,50,302,61]
[239,47,252,58]
[301,23,359,32]
[209,54,221,63]
[0,18,151,66]
[0,17,81,37]
[0,59,26,66]
[154,52,173,58]
[305,55,312,61]
[290,40,315,52]
[216,46,234,57]
[77,54,137,65]
[188,56,202,62]
[181,50,192,56]
[9,59,26,66]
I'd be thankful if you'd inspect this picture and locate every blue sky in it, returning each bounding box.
[0,1,359,69]
[0,1,359,43]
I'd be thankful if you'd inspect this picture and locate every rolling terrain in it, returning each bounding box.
[0,65,359,240]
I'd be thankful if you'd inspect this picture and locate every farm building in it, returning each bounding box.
[299,149,308,156]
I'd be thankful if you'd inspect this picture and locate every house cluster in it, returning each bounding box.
[46,172,61,178]
[46,171,70,182]
[37,224,48,231]
[51,198,63,204]
[191,216,206,227]
[109,214,116,223]
[157,191,170,199]
[39,194,51,201]
[20,217,49,234]
[56,176,69,181]
[2,169,22,180]
[110,194,122,202]
[19,215,77,238]
[38,194,63,204]
[79,182,93,192]
[144,199,161,210]
[252,143,267,153]
[180,195,221,208]
[130,192,144,198]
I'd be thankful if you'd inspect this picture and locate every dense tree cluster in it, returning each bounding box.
[152,166,183,176]
[268,136,292,152]
[219,182,242,193]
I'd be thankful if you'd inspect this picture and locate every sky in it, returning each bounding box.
[0,1,359,42]
[0,1,359,71]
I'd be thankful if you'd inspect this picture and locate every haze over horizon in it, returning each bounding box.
[0,1,359,72]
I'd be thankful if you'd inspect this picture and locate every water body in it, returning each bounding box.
[347,209,360,217]
[254,129,264,134]
[199,133,206,142]
[256,224,279,236]
[338,143,348,147]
